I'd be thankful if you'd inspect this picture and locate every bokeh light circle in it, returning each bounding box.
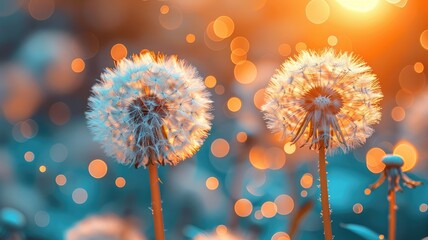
[234,198,253,217]
[88,159,108,179]
[211,138,230,158]
[393,141,417,172]
[306,0,330,24]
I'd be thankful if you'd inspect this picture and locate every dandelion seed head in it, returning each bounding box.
[86,51,213,167]
[262,49,383,152]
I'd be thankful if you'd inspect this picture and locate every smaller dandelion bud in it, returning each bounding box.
[369,154,422,240]
[382,155,403,168]
[370,154,422,193]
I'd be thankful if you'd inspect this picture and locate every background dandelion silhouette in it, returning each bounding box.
[1,0,428,239]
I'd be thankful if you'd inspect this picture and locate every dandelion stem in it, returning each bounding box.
[388,190,396,240]
[148,163,165,240]
[319,142,333,240]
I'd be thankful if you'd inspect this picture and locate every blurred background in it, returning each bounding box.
[1,0,428,239]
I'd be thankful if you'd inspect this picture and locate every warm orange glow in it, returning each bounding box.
[301,190,308,197]
[420,203,428,213]
[420,30,428,50]
[236,132,248,143]
[234,198,253,217]
[213,16,234,39]
[158,6,183,30]
[160,5,169,14]
[366,147,386,173]
[249,146,270,170]
[215,85,225,95]
[261,201,277,218]
[327,35,338,46]
[227,97,242,112]
[353,203,363,214]
[2,69,42,123]
[216,225,228,235]
[28,0,55,21]
[39,165,46,173]
[336,0,379,12]
[186,33,196,43]
[204,75,217,88]
[24,151,35,162]
[399,65,426,93]
[278,43,291,57]
[254,210,263,220]
[56,174,67,186]
[230,50,247,65]
[306,0,330,24]
[414,62,424,73]
[391,106,405,122]
[272,232,291,240]
[88,159,108,179]
[206,177,219,190]
[283,142,296,154]
[49,102,71,126]
[393,141,418,172]
[295,42,307,52]
[110,43,127,61]
[115,177,126,188]
[275,195,294,215]
[211,138,230,158]
[71,58,85,73]
[253,89,265,110]
[230,37,250,53]
[206,21,223,42]
[379,234,385,240]
[395,89,413,108]
[267,147,286,170]
[364,188,371,195]
[234,60,257,84]
[300,173,313,189]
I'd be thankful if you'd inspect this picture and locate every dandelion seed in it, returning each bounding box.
[86,51,213,167]
[262,48,382,152]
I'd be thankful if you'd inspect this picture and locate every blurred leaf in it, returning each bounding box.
[340,223,380,240]
[289,200,314,238]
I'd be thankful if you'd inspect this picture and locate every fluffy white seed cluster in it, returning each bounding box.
[86,51,212,167]
[262,49,383,152]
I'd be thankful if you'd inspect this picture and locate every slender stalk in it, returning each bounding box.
[388,190,396,240]
[318,142,333,240]
[148,163,165,240]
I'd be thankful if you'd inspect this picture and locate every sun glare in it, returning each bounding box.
[336,0,379,12]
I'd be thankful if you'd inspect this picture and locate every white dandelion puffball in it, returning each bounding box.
[86,51,212,167]
[65,215,145,240]
[262,49,383,151]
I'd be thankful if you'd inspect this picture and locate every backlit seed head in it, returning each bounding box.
[262,49,383,152]
[86,52,213,167]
